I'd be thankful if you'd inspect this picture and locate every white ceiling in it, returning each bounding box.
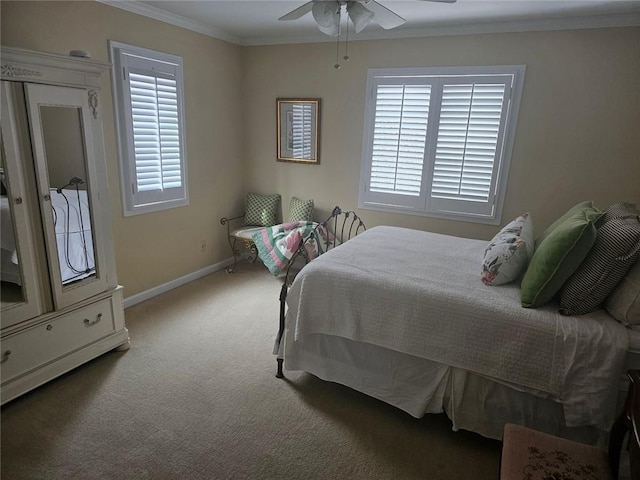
[102,0,640,45]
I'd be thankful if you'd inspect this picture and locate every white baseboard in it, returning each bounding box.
[123,257,235,309]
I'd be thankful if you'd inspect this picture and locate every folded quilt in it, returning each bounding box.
[253,221,331,276]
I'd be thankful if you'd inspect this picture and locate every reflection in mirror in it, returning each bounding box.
[0,132,26,306]
[40,106,96,288]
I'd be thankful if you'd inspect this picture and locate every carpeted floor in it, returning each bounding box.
[1,263,501,479]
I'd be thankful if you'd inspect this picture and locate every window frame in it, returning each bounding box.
[109,41,189,216]
[359,65,526,225]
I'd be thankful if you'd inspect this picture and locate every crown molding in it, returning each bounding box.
[98,1,640,47]
[97,0,242,44]
[245,12,640,46]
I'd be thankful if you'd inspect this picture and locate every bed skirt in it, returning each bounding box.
[283,332,607,445]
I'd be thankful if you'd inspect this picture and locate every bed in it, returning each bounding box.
[274,224,632,445]
[0,188,94,286]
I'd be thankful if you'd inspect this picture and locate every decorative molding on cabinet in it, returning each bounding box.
[1,47,110,89]
[88,90,99,119]
[1,64,42,78]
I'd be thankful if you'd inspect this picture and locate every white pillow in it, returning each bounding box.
[481,213,534,286]
[605,259,640,326]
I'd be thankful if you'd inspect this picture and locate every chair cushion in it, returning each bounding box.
[500,423,612,480]
[244,192,281,227]
[232,226,265,241]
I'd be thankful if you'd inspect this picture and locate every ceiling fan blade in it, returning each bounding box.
[417,0,457,3]
[363,0,405,30]
[279,1,314,21]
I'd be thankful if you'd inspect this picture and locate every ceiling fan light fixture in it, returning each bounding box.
[347,2,374,34]
[312,1,341,36]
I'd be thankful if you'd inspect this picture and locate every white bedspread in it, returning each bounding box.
[286,226,629,430]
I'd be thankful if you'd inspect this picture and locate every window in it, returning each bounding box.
[110,41,188,216]
[359,66,525,224]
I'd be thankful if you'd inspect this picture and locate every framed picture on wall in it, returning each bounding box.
[276,98,320,164]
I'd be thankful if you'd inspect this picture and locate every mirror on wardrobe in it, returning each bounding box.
[0,132,25,306]
[39,106,97,289]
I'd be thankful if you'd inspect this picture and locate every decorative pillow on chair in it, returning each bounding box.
[289,197,314,222]
[244,192,281,227]
[481,213,534,286]
[521,205,603,308]
[606,259,640,326]
[559,217,640,315]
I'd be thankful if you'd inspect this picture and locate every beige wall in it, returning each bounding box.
[1,1,245,297]
[2,1,639,297]
[242,28,640,240]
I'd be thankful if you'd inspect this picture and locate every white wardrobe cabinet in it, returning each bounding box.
[0,47,129,404]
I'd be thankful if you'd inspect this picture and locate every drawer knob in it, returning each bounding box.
[84,313,102,326]
[46,324,53,331]
[1,350,11,362]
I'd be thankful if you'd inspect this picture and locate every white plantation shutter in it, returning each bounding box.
[110,42,188,216]
[429,78,510,217]
[129,72,182,192]
[360,66,525,224]
[370,84,430,196]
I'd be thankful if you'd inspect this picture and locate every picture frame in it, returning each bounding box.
[276,98,320,164]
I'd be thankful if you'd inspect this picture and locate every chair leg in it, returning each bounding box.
[225,237,239,273]
[246,240,258,263]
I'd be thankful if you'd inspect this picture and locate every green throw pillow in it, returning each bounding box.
[244,192,281,227]
[289,197,314,222]
[521,205,603,308]
[535,201,596,248]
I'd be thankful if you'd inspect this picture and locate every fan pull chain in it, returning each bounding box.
[343,18,350,62]
[334,8,342,69]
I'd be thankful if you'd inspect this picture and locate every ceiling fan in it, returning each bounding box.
[279,0,457,36]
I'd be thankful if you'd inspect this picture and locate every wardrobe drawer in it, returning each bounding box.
[0,299,116,382]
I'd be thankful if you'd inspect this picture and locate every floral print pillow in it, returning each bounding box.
[481,213,534,286]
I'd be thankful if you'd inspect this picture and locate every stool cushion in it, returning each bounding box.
[500,424,612,480]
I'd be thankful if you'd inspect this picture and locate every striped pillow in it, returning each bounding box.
[600,202,640,224]
[559,217,640,315]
